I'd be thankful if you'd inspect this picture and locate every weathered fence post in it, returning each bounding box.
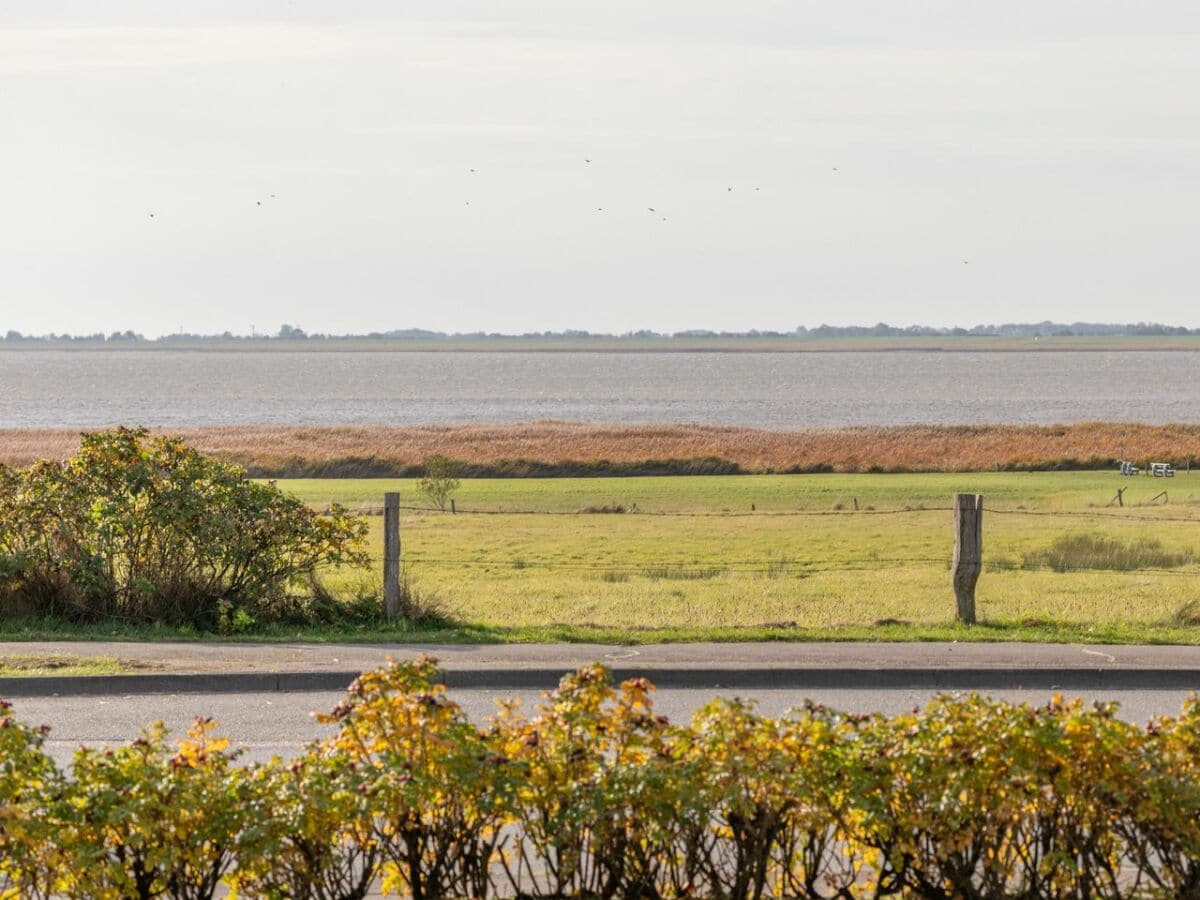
[952,494,983,625]
[383,492,402,619]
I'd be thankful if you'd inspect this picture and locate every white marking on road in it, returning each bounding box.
[1080,648,1117,663]
[603,649,640,660]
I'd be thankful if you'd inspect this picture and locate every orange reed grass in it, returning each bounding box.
[1,422,1197,476]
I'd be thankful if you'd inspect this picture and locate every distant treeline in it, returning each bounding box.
[3,320,1197,343]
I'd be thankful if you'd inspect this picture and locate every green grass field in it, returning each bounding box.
[277,472,1200,644]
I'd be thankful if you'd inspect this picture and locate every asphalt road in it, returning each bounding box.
[11,686,1197,767]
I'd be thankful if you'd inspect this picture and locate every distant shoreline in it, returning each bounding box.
[5,335,1200,353]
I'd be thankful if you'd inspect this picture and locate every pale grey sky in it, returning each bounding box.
[2,1,1199,337]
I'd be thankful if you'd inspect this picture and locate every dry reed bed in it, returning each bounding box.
[2,422,1198,475]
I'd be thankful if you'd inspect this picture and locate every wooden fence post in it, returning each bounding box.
[952,494,983,625]
[383,492,402,619]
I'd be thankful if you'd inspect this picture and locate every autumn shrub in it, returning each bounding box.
[317,657,509,899]
[54,718,258,900]
[1119,698,1200,896]
[10,661,1200,897]
[673,697,867,898]
[849,694,1148,898]
[0,699,60,898]
[0,427,367,625]
[491,664,689,897]
[231,749,381,900]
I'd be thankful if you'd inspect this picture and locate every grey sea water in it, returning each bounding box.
[1,349,1197,428]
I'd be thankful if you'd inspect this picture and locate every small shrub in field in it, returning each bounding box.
[394,568,448,622]
[1024,532,1196,572]
[417,454,461,511]
[0,427,367,625]
[1171,599,1200,626]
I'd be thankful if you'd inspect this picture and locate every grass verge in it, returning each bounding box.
[1,617,1200,646]
[0,654,133,677]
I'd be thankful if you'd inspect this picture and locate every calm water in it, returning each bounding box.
[1,350,1197,428]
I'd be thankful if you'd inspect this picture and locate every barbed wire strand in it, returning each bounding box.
[330,503,1200,522]
[395,556,1200,577]
[337,505,959,517]
[321,500,1200,577]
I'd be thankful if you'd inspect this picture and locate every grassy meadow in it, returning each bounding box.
[281,471,1200,644]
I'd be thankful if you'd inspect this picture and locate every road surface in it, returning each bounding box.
[10,686,1195,766]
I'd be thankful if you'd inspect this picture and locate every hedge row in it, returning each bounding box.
[3,659,1200,898]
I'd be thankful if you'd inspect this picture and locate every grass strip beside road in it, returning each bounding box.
[5,619,1200,647]
[0,654,133,677]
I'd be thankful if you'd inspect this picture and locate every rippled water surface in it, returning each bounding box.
[1,350,1197,428]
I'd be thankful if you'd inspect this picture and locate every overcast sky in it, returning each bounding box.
[2,1,1199,337]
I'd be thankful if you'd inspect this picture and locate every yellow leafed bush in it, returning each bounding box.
[4,660,1200,898]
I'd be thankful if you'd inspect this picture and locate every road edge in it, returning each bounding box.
[2,667,1200,697]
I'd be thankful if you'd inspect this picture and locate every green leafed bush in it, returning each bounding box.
[0,427,367,625]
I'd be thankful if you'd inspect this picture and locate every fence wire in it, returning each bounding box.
[323,496,1200,581]
[338,504,960,517]
[334,504,1200,522]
